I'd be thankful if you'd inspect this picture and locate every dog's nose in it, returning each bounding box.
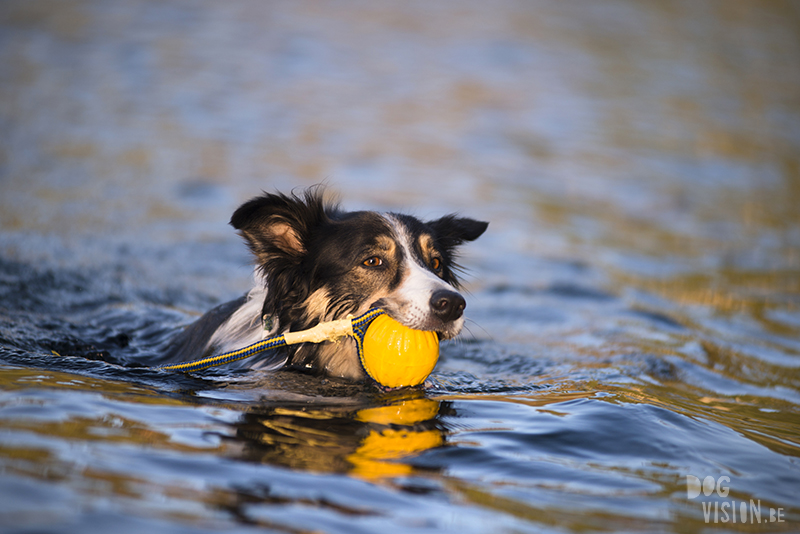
[429,289,466,322]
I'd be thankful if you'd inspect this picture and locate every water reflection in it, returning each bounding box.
[229,393,448,480]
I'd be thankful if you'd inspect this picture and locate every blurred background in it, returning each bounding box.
[2,1,798,293]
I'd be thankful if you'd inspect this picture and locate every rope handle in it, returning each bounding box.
[282,315,354,344]
[158,308,385,373]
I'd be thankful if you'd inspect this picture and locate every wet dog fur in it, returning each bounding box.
[164,188,488,381]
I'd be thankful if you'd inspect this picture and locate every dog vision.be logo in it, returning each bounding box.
[686,475,785,525]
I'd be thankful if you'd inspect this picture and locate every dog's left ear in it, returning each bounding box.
[428,215,488,248]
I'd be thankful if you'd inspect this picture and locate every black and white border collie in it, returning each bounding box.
[164,188,488,381]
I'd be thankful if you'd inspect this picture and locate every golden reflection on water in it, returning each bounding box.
[436,377,800,462]
[0,366,180,405]
[435,380,800,531]
[614,268,800,335]
[0,366,448,486]
[349,398,443,479]
[2,363,799,527]
[235,394,446,481]
[602,380,800,491]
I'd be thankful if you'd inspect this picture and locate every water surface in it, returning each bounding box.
[1,1,799,532]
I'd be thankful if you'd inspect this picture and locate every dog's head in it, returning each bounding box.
[231,188,488,379]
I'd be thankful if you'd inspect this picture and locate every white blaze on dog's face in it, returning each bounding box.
[373,215,469,339]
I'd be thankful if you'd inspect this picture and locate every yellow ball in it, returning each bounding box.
[360,314,439,388]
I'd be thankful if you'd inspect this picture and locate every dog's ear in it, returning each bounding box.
[230,189,333,263]
[231,189,335,321]
[428,215,488,249]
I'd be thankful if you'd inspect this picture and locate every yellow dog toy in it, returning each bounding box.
[159,308,439,388]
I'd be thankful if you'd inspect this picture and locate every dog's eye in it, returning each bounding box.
[431,258,442,271]
[363,256,383,268]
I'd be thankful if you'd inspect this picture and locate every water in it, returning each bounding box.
[1,1,799,532]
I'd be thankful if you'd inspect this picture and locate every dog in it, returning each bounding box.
[163,188,488,381]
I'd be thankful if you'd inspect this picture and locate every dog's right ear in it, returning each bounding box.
[230,189,333,264]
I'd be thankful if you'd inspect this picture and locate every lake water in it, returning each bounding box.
[1,1,799,532]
